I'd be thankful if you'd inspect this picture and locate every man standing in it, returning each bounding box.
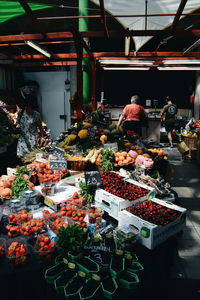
[160,96,177,148]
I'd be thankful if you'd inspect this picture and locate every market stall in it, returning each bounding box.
[0,115,187,300]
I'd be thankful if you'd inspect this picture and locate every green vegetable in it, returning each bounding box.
[11,166,29,199]
[56,224,88,257]
[15,165,29,176]
[100,149,114,171]
[11,173,28,199]
[79,181,96,205]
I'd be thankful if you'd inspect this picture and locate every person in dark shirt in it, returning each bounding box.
[160,96,178,148]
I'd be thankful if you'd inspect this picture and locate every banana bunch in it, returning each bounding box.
[84,148,99,163]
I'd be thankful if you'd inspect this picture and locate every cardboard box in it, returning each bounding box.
[95,179,154,220]
[118,198,186,249]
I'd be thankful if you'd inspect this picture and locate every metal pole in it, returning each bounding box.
[79,0,89,105]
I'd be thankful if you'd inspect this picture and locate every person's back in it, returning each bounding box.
[162,103,177,121]
[123,103,144,121]
[161,97,177,148]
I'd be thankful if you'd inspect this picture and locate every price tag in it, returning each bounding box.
[103,143,118,152]
[148,190,156,201]
[7,167,16,176]
[50,158,67,170]
[36,153,43,161]
[44,197,54,208]
[85,171,101,187]
[52,146,65,158]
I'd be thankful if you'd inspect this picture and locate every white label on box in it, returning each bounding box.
[7,168,16,176]
[103,143,118,152]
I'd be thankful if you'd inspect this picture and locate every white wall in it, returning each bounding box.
[24,71,71,140]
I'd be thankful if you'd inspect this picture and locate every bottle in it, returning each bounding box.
[80,274,101,298]
[104,233,116,251]
[55,262,77,290]
[65,271,86,295]
[111,249,124,273]
[124,253,133,269]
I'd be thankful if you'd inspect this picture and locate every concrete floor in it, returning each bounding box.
[163,147,200,299]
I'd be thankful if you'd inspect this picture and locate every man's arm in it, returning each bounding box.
[160,105,166,120]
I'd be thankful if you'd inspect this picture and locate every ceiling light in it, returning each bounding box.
[103,67,150,70]
[163,60,200,65]
[100,60,154,65]
[25,40,51,58]
[158,66,200,70]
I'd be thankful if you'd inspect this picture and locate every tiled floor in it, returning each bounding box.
[164,147,200,282]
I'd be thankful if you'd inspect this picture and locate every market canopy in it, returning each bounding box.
[0,0,199,70]
[92,0,200,50]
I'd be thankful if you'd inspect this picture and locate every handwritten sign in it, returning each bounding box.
[52,146,65,158]
[50,158,67,170]
[85,171,101,187]
[83,245,111,267]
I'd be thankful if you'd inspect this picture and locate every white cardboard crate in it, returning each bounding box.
[118,198,186,249]
[95,179,154,220]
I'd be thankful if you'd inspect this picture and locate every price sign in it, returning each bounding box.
[52,146,65,158]
[50,158,67,170]
[83,245,111,267]
[85,171,101,187]
[44,197,54,208]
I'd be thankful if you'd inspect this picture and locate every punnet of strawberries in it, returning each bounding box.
[8,210,33,224]
[6,218,47,237]
[35,234,56,261]
[100,171,149,201]
[127,200,181,226]
[49,218,68,234]
[7,241,27,266]
[59,205,87,228]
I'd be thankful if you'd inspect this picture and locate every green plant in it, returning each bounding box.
[79,181,97,205]
[15,165,29,176]
[11,174,29,199]
[56,224,88,257]
[100,149,114,171]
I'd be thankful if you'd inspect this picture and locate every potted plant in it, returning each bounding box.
[56,223,88,262]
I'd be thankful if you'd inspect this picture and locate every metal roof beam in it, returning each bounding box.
[18,0,46,39]
[8,52,200,61]
[99,0,109,38]
[37,12,200,20]
[171,0,188,30]
[13,61,77,67]
[0,29,199,42]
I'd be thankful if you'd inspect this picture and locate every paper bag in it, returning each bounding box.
[177,142,189,154]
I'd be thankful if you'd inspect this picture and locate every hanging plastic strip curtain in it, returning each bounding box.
[0,1,54,24]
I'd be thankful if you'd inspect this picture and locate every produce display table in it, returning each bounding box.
[0,230,178,300]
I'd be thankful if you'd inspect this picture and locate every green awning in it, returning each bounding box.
[0,1,54,24]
